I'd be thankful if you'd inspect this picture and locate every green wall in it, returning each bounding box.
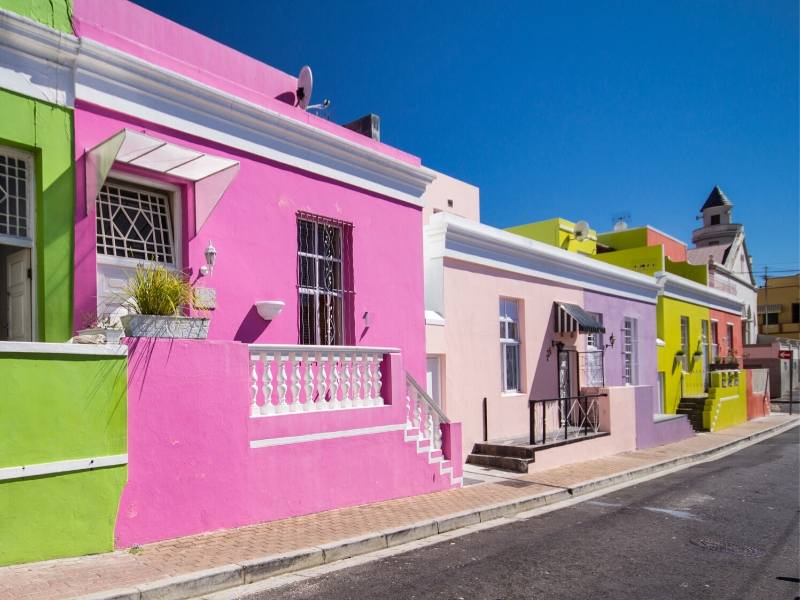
[0,352,127,565]
[0,89,75,342]
[0,0,73,33]
[665,257,708,285]
[657,296,710,414]
[596,227,648,251]
[594,245,664,276]
[507,218,597,255]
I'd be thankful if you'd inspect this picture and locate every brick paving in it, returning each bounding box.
[0,415,795,600]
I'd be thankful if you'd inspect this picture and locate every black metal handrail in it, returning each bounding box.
[528,393,607,446]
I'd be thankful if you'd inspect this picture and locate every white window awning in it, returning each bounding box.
[554,302,605,334]
[85,129,240,233]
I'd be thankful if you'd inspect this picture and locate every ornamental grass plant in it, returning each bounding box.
[124,265,192,316]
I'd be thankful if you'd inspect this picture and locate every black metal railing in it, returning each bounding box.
[528,393,607,446]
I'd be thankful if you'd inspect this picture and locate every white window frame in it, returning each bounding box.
[680,316,690,370]
[0,145,37,340]
[726,322,735,354]
[710,319,719,362]
[622,316,638,385]
[95,171,182,272]
[500,298,521,393]
[297,216,345,346]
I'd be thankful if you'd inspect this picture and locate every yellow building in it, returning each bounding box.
[758,274,800,340]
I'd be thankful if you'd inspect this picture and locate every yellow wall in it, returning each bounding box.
[594,245,664,276]
[665,257,708,285]
[657,296,710,414]
[507,218,597,255]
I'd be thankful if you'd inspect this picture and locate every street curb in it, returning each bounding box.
[73,417,799,600]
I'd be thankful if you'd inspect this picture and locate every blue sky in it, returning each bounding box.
[134,0,798,281]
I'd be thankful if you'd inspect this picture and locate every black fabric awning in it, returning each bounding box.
[554,303,606,334]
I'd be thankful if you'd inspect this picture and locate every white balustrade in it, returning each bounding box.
[405,374,449,452]
[248,345,394,416]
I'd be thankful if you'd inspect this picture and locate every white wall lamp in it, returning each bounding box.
[199,241,217,276]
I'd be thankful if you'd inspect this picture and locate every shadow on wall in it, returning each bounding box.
[234,305,270,343]
[529,304,563,402]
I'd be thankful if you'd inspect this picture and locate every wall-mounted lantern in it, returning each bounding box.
[199,241,217,276]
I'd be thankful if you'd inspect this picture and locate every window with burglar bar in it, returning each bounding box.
[297,214,352,345]
[500,298,521,392]
[0,151,31,240]
[96,179,175,265]
[622,317,638,385]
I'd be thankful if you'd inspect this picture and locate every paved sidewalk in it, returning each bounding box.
[1,415,796,600]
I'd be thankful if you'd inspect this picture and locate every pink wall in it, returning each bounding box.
[646,228,687,262]
[71,0,417,165]
[421,169,480,225]
[437,258,583,460]
[72,105,426,381]
[117,339,458,548]
[709,308,743,365]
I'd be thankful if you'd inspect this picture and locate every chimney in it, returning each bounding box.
[344,114,380,142]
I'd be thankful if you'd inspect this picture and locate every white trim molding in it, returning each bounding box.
[0,453,128,481]
[0,341,128,356]
[655,271,744,314]
[424,213,662,310]
[250,423,406,448]
[0,9,434,207]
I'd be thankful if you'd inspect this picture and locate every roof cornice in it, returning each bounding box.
[426,213,661,304]
[655,271,744,314]
[0,9,434,206]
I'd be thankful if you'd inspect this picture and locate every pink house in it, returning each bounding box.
[67,0,461,547]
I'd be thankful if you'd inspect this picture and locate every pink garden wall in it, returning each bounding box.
[72,104,427,382]
[117,338,460,548]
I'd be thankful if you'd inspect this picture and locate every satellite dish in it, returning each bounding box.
[574,220,591,241]
[296,66,313,110]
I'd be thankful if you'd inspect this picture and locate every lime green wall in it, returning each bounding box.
[0,90,75,342]
[657,296,711,414]
[0,352,127,565]
[507,218,597,255]
[665,257,708,285]
[596,227,648,251]
[0,0,73,33]
[705,372,747,431]
[594,245,664,276]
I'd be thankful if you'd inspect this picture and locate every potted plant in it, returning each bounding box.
[76,313,124,344]
[120,265,209,339]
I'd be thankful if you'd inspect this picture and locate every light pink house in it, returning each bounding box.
[68,0,461,547]
[422,178,693,470]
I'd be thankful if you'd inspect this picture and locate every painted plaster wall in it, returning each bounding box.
[116,339,458,547]
[506,218,597,256]
[706,375,747,431]
[0,90,75,342]
[666,257,708,285]
[0,351,127,565]
[746,368,770,419]
[709,308,743,363]
[70,0,416,165]
[0,0,73,33]
[421,168,480,225]
[594,245,664,277]
[646,228,687,262]
[72,106,426,381]
[583,290,657,390]
[657,296,710,414]
[438,258,583,460]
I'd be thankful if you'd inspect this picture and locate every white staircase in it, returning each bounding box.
[405,374,462,488]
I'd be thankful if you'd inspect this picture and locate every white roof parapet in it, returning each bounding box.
[655,271,744,314]
[425,212,661,305]
[0,9,435,208]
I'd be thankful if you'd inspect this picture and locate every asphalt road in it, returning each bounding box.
[251,428,800,600]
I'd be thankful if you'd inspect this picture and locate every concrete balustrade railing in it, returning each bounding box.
[248,345,397,416]
[405,374,449,451]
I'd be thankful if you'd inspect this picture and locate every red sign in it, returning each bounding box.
[779,350,793,360]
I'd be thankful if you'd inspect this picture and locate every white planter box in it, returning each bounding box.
[120,315,210,339]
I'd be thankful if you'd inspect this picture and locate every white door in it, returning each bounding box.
[7,248,31,341]
[426,356,442,408]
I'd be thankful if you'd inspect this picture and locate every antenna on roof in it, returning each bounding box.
[611,211,631,232]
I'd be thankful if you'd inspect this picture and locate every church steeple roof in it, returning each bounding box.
[701,186,732,211]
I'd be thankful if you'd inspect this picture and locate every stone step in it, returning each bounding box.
[471,443,535,460]
[466,453,534,473]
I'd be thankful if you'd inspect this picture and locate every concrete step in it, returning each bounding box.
[465,453,533,473]
[471,443,535,460]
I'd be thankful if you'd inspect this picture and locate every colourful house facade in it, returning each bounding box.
[0,0,461,566]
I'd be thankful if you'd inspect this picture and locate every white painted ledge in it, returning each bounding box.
[0,453,128,481]
[250,423,406,448]
[0,341,128,356]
